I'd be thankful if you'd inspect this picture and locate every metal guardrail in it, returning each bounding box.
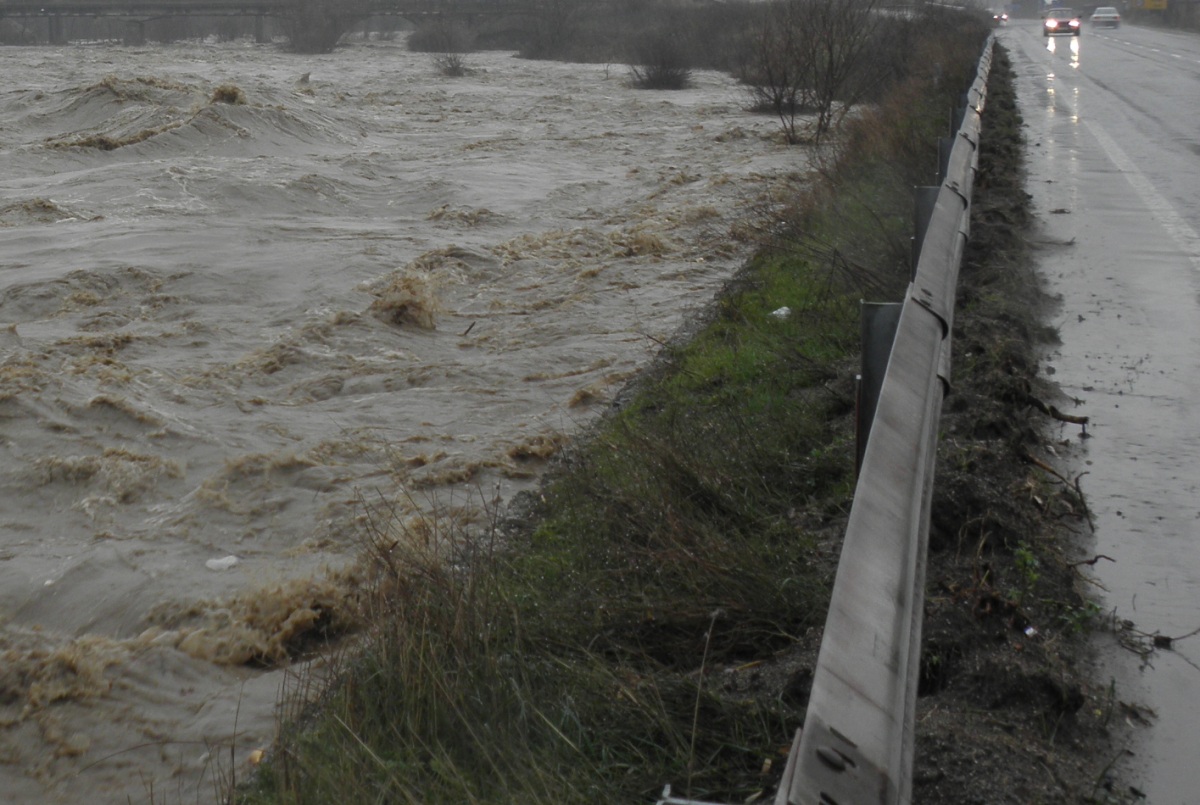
[655,33,995,805]
[654,33,995,805]
[771,35,995,805]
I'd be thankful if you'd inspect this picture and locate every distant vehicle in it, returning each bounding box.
[1043,7,1082,35]
[1090,6,1121,27]
[990,8,1009,25]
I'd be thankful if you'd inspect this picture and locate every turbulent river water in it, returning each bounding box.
[0,38,802,803]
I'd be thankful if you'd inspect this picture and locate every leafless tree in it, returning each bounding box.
[742,0,885,143]
[742,0,816,143]
[806,0,883,139]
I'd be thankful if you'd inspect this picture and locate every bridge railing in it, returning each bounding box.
[0,0,289,15]
[0,0,526,18]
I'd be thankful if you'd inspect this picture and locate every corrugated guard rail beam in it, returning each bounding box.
[774,35,994,805]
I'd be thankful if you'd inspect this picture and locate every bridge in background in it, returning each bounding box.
[0,0,528,44]
[0,0,513,14]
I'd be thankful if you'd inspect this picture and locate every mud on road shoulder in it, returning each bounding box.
[909,44,1143,805]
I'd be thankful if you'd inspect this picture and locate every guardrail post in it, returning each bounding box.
[912,186,940,279]
[936,137,953,185]
[856,301,902,475]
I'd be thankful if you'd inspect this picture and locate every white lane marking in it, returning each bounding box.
[1082,120,1200,272]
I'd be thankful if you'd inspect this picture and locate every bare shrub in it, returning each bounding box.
[210,84,247,105]
[740,0,889,143]
[433,53,471,77]
[407,19,476,53]
[627,31,693,90]
[279,0,372,54]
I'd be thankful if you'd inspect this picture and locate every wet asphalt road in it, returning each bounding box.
[999,18,1200,803]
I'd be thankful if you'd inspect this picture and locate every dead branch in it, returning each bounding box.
[1048,405,1089,427]
[1021,450,1094,532]
[1126,623,1200,650]
[1024,393,1089,431]
[1068,554,1115,569]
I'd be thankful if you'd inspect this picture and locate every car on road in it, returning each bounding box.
[1090,6,1121,27]
[989,8,1009,25]
[1043,7,1082,35]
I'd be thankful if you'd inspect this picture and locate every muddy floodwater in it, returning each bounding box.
[0,39,802,803]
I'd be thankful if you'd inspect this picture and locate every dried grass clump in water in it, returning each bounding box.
[149,573,363,667]
[492,226,673,266]
[0,360,44,394]
[680,205,722,223]
[86,393,166,426]
[0,198,70,226]
[236,338,308,376]
[88,74,191,99]
[567,381,610,408]
[0,629,128,716]
[55,331,136,353]
[505,432,568,461]
[32,448,182,502]
[193,450,322,513]
[610,226,674,258]
[47,122,183,151]
[63,290,103,309]
[491,228,601,265]
[367,271,438,329]
[426,204,496,226]
[218,451,320,482]
[211,84,247,105]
